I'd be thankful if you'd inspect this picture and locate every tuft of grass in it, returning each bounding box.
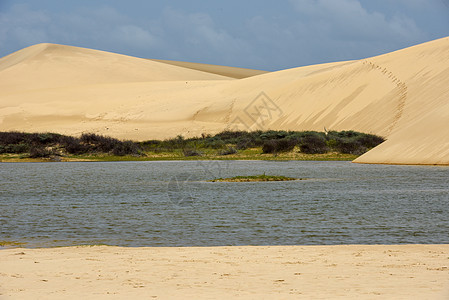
[0,240,27,247]
[209,174,303,182]
[183,149,202,157]
[218,147,237,156]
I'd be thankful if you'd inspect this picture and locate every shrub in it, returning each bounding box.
[0,143,29,154]
[328,132,384,155]
[59,136,85,154]
[29,147,53,158]
[236,139,251,150]
[219,147,237,156]
[334,138,362,155]
[299,134,328,154]
[262,140,276,154]
[31,133,61,145]
[262,138,296,154]
[112,141,141,156]
[81,133,120,153]
[0,132,28,145]
[163,135,187,151]
[205,138,226,149]
[358,134,385,148]
[183,149,202,157]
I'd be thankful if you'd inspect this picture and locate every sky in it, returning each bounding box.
[0,0,448,71]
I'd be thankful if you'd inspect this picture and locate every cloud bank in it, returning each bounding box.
[0,1,448,70]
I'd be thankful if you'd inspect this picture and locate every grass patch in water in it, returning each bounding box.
[209,174,303,182]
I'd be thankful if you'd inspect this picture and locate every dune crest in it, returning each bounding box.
[0,43,233,93]
[1,38,449,165]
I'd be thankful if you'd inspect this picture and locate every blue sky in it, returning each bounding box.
[1,0,448,70]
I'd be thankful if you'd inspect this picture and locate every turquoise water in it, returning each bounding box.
[0,161,448,247]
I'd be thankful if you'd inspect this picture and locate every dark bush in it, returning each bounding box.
[30,133,61,145]
[163,135,187,151]
[262,140,276,154]
[262,138,296,154]
[335,138,362,155]
[59,136,86,154]
[112,141,141,156]
[81,133,120,152]
[0,132,28,145]
[299,134,328,154]
[327,131,384,155]
[0,143,29,154]
[358,134,385,148]
[29,147,53,158]
[236,139,252,150]
[183,149,202,157]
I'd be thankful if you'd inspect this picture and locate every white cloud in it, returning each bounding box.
[0,1,445,70]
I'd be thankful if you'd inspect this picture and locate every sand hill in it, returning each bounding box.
[0,38,448,165]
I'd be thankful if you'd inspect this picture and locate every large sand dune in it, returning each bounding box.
[1,38,448,165]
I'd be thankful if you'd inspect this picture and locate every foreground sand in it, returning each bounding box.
[0,245,448,299]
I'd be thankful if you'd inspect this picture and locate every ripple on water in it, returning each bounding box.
[0,161,448,247]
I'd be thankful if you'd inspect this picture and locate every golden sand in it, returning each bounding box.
[0,245,448,299]
[0,38,448,163]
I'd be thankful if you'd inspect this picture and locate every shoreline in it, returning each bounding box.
[1,244,448,299]
[0,152,358,163]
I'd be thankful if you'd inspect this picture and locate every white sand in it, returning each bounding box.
[0,245,448,299]
[1,38,449,164]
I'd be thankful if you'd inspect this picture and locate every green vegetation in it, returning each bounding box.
[209,174,302,182]
[0,132,140,158]
[0,240,26,247]
[0,130,384,162]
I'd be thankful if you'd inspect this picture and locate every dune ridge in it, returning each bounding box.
[1,38,449,164]
[150,59,268,79]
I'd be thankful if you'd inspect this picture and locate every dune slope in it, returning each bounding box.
[150,59,268,79]
[0,38,448,165]
[0,43,232,93]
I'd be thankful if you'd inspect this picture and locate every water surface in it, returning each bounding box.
[0,161,448,247]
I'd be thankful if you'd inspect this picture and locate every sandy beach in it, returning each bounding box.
[0,244,448,299]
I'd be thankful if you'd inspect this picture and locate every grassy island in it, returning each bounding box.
[209,174,302,182]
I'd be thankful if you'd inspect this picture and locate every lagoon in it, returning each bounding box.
[0,161,448,247]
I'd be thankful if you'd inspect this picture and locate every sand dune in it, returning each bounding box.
[0,43,232,94]
[1,38,448,164]
[150,59,268,79]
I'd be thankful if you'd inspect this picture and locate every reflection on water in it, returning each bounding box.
[0,161,448,247]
